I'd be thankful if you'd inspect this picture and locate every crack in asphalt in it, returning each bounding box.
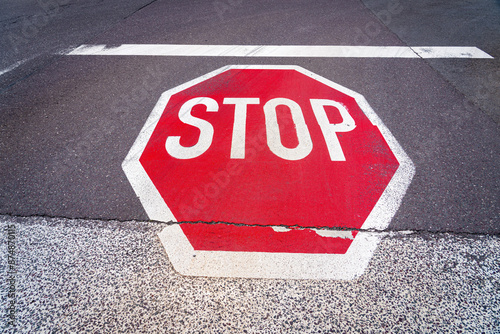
[1,213,498,237]
[123,0,161,20]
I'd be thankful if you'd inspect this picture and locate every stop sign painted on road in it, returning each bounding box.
[123,65,414,279]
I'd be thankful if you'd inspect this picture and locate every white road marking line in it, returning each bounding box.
[66,44,493,59]
[0,59,27,77]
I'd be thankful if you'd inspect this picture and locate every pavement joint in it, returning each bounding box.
[2,213,499,238]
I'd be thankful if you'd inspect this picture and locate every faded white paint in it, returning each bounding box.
[0,59,27,77]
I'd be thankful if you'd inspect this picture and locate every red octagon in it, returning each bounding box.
[123,65,414,278]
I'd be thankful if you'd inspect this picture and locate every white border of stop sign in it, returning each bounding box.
[122,65,415,280]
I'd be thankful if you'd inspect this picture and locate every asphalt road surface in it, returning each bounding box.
[1,0,499,332]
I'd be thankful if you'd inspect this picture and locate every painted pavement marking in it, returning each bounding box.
[122,65,415,279]
[67,44,493,59]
